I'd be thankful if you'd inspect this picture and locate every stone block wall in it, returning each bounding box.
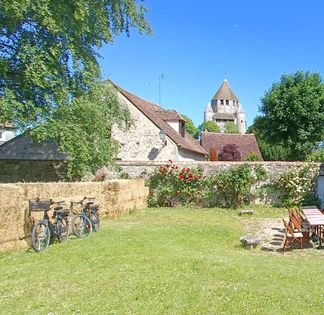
[0,160,66,183]
[0,179,149,252]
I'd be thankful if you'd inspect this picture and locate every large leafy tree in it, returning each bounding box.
[251,71,324,160]
[182,114,199,139]
[0,0,151,127]
[0,1,151,179]
[199,120,221,133]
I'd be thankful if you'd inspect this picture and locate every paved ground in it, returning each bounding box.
[242,217,323,254]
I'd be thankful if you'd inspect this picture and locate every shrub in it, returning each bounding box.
[274,163,319,207]
[209,147,218,161]
[306,149,324,162]
[245,151,261,161]
[218,144,241,161]
[148,160,216,207]
[214,164,255,208]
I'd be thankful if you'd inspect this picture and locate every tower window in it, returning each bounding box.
[226,100,229,105]
[220,100,224,105]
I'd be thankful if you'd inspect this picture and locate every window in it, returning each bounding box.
[220,100,224,105]
[0,132,2,139]
[226,100,229,105]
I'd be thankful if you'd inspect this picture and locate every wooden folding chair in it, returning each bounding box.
[287,209,310,239]
[282,218,303,252]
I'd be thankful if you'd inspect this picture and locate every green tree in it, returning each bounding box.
[33,82,132,180]
[247,117,292,160]
[224,121,239,134]
[182,114,199,139]
[255,71,324,160]
[0,0,151,128]
[199,121,221,133]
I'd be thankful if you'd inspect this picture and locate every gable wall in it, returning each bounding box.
[112,93,180,161]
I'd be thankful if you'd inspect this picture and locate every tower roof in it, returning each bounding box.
[212,79,239,101]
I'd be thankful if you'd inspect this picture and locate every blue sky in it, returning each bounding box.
[98,0,324,127]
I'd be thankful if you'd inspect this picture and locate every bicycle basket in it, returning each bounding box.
[28,199,52,212]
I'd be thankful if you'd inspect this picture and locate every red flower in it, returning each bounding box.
[179,174,184,180]
[187,167,191,173]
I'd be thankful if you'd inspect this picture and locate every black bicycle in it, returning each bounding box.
[86,197,101,232]
[29,198,70,252]
[71,198,93,238]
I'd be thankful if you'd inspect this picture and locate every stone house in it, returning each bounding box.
[201,132,263,160]
[110,81,207,162]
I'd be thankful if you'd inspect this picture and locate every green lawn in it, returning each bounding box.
[1,206,324,315]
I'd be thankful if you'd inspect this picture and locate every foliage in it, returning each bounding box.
[245,151,261,161]
[209,147,218,161]
[247,117,292,161]
[274,164,320,207]
[182,114,199,139]
[218,144,241,161]
[214,164,257,208]
[224,121,239,134]
[199,120,221,133]
[33,82,132,180]
[0,0,151,129]
[252,71,324,160]
[306,148,324,162]
[148,161,216,207]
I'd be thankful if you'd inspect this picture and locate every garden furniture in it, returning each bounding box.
[301,207,324,248]
[282,218,304,252]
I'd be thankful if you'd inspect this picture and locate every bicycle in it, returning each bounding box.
[29,198,70,252]
[86,197,101,232]
[70,197,93,238]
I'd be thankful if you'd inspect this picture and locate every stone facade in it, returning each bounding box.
[112,93,180,161]
[0,179,149,251]
[112,90,205,162]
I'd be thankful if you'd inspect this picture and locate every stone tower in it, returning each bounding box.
[204,79,246,134]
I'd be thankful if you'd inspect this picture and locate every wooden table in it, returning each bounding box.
[302,207,324,247]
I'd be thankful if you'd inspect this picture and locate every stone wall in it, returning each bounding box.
[0,179,149,252]
[116,161,324,178]
[0,160,66,183]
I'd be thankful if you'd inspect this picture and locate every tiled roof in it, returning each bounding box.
[212,79,239,101]
[155,109,185,122]
[0,133,67,160]
[201,132,263,160]
[110,81,207,156]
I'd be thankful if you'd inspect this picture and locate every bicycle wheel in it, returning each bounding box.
[56,216,69,243]
[90,209,100,232]
[72,214,92,238]
[31,221,51,252]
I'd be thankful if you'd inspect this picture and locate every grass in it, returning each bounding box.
[1,206,324,314]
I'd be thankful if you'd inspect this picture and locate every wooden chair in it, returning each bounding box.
[287,209,310,239]
[282,218,304,252]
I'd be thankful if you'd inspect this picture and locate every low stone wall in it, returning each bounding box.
[0,160,66,182]
[116,161,324,177]
[0,179,149,252]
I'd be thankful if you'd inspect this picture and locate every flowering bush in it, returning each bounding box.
[214,164,256,208]
[148,160,216,207]
[274,163,320,207]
